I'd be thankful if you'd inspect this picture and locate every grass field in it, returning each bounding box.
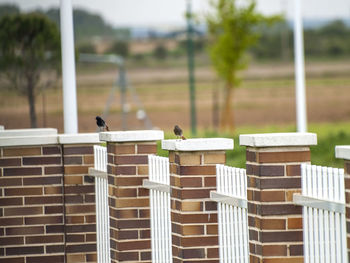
[0,58,350,167]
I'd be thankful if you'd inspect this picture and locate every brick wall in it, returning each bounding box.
[240,133,317,263]
[162,138,233,263]
[101,130,163,263]
[62,143,97,263]
[0,144,65,263]
[0,133,100,263]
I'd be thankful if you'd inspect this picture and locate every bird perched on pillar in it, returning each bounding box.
[96,116,109,132]
[173,125,186,140]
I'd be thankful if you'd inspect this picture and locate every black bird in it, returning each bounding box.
[96,116,109,132]
[173,125,186,140]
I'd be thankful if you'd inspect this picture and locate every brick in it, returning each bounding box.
[179,165,216,175]
[64,175,83,185]
[137,144,157,154]
[65,224,96,233]
[246,150,257,162]
[115,251,138,261]
[45,205,63,214]
[66,215,84,224]
[4,167,42,176]
[262,245,287,256]
[204,176,216,187]
[44,166,63,175]
[290,244,303,256]
[0,158,21,167]
[117,230,138,240]
[43,146,61,155]
[260,204,302,216]
[181,248,205,259]
[63,146,93,155]
[0,258,25,263]
[174,213,217,224]
[180,177,203,187]
[258,151,310,163]
[3,147,41,156]
[207,247,219,258]
[117,219,150,229]
[108,144,135,154]
[206,224,218,235]
[181,236,218,247]
[63,156,82,165]
[64,166,89,175]
[23,176,61,185]
[84,155,94,164]
[26,235,63,244]
[6,226,44,235]
[287,164,302,176]
[260,191,285,202]
[66,243,96,253]
[46,224,64,233]
[0,237,24,246]
[0,217,23,226]
[66,234,84,242]
[0,178,22,186]
[66,204,95,214]
[203,153,225,164]
[117,240,150,251]
[5,187,43,196]
[263,258,303,263]
[64,185,94,194]
[286,189,301,201]
[25,215,63,225]
[181,225,204,235]
[259,177,301,189]
[5,206,43,216]
[178,154,201,165]
[6,246,44,255]
[66,254,85,263]
[113,166,136,175]
[23,156,61,165]
[177,189,211,199]
[115,198,148,208]
[205,201,217,211]
[0,197,23,206]
[261,230,303,242]
[180,201,202,212]
[261,218,286,230]
[44,186,62,195]
[114,188,137,198]
[137,165,148,175]
[115,176,145,186]
[25,196,62,205]
[46,244,64,253]
[114,155,148,165]
[288,217,303,229]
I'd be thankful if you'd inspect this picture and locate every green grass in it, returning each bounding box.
[157,122,350,169]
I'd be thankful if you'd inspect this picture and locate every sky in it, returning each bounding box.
[2,0,350,27]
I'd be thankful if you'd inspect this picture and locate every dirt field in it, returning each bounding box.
[1,59,350,134]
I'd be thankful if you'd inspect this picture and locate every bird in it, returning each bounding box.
[173,125,186,140]
[96,116,110,132]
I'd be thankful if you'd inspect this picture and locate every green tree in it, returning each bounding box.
[107,41,129,58]
[153,44,168,60]
[0,13,61,128]
[206,0,279,131]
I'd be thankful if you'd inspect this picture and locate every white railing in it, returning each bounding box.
[211,165,249,263]
[143,155,172,263]
[294,164,348,263]
[90,145,111,263]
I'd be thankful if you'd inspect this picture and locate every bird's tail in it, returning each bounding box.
[105,125,110,131]
[181,135,186,140]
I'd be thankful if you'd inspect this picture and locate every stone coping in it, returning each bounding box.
[0,135,59,147]
[0,125,4,131]
[240,133,317,147]
[335,146,350,160]
[100,130,164,142]
[162,138,234,151]
[58,133,100,144]
[0,128,57,137]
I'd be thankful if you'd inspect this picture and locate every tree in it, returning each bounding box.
[153,44,168,60]
[206,0,279,131]
[106,41,129,58]
[0,13,61,128]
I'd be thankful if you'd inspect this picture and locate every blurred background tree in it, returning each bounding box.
[0,13,61,128]
[206,0,280,131]
[106,41,129,58]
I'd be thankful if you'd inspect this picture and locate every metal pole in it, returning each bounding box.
[60,0,78,133]
[293,0,307,132]
[118,66,128,131]
[186,0,197,136]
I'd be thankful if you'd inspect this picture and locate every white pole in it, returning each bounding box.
[293,0,307,132]
[60,0,78,134]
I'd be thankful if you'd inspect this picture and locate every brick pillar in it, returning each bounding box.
[0,134,65,263]
[240,133,317,263]
[335,146,350,259]
[59,133,100,263]
[100,130,164,262]
[162,138,234,263]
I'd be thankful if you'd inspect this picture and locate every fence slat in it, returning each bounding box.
[215,164,249,263]
[300,163,348,263]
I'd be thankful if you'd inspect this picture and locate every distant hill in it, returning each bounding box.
[0,4,130,43]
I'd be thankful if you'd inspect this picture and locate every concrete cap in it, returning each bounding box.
[0,125,4,131]
[162,138,234,151]
[100,130,164,142]
[240,133,317,147]
[335,146,350,160]
[0,135,58,147]
[0,128,57,137]
[58,133,100,144]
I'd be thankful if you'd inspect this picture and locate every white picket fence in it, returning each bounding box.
[211,164,249,263]
[294,164,348,263]
[90,145,111,263]
[143,155,172,263]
